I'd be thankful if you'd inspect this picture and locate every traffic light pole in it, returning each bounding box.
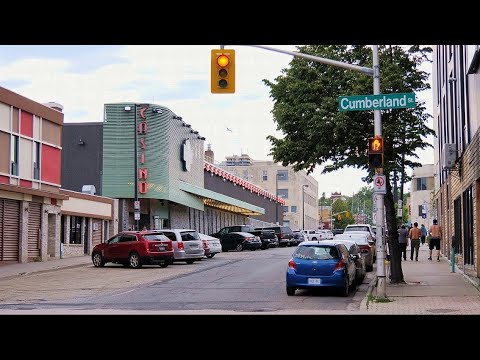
[372,46,386,298]
[239,44,386,298]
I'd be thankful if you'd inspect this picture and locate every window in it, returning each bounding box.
[416,177,427,190]
[283,206,289,213]
[291,206,297,213]
[11,135,19,176]
[262,170,268,181]
[283,220,290,227]
[120,235,136,242]
[70,216,82,244]
[277,189,288,199]
[277,170,288,181]
[33,141,40,180]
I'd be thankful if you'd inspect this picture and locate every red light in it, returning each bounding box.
[178,242,184,250]
[288,259,297,270]
[334,260,345,272]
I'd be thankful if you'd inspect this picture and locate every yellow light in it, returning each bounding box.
[217,55,229,67]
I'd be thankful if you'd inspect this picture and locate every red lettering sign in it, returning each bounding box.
[139,182,148,194]
[139,168,148,180]
[138,122,147,134]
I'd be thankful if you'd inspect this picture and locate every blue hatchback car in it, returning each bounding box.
[286,240,357,297]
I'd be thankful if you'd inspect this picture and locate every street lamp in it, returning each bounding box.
[302,185,309,230]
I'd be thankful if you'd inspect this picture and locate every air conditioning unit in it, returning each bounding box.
[443,143,457,169]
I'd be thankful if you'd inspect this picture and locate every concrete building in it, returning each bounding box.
[432,45,480,282]
[219,154,319,230]
[408,164,435,229]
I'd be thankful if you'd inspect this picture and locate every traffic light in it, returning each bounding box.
[368,136,384,169]
[211,49,235,94]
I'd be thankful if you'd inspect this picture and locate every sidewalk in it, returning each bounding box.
[0,255,91,280]
[361,243,480,314]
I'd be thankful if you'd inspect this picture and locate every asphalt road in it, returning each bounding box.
[0,246,373,314]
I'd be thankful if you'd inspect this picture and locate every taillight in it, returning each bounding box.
[334,260,345,272]
[178,242,184,250]
[358,245,371,254]
[288,259,297,271]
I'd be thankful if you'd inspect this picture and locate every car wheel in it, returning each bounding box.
[159,262,169,268]
[186,259,195,264]
[236,243,244,252]
[286,287,296,296]
[208,253,215,258]
[312,237,317,241]
[92,252,105,267]
[129,252,142,269]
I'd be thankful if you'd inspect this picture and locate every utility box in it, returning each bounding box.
[443,143,457,169]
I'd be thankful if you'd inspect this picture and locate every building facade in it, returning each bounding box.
[432,45,480,282]
[408,164,435,228]
[61,104,284,234]
[219,154,319,230]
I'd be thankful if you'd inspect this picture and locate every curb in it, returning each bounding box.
[0,262,91,281]
[360,274,377,311]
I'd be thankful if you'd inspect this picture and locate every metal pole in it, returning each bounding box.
[373,45,386,299]
[275,170,278,224]
[134,104,139,231]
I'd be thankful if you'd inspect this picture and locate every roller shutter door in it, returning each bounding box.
[92,219,102,248]
[1,199,20,261]
[28,202,42,258]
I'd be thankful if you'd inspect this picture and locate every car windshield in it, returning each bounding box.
[143,234,169,241]
[180,231,200,241]
[293,245,339,260]
[345,226,370,232]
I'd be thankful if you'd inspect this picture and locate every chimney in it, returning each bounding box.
[43,102,64,112]
[205,143,214,163]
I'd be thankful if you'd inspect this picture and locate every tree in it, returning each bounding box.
[263,45,433,283]
[332,199,354,229]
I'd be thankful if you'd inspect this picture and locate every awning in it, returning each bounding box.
[179,181,265,216]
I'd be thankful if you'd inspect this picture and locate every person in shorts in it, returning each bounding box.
[428,219,442,262]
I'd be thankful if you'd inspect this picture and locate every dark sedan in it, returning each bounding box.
[217,232,262,252]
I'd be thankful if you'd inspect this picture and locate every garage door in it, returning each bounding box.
[0,199,20,261]
[92,219,103,248]
[28,202,42,259]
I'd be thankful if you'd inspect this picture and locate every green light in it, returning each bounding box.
[218,79,228,88]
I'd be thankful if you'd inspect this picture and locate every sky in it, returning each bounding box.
[0,45,434,197]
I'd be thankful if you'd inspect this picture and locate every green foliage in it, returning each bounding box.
[332,199,354,228]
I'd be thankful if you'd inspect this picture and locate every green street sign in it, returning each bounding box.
[338,93,416,111]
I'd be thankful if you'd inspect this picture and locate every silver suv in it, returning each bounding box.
[160,229,205,264]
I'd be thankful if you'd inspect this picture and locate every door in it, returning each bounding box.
[28,202,42,259]
[1,199,20,261]
[118,234,137,260]
[104,235,122,260]
[92,219,103,249]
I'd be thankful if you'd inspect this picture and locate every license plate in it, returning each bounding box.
[308,278,321,285]
[157,246,165,251]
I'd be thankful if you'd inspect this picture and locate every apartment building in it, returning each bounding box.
[408,164,435,228]
[220,154,319,230]
[432,45,480,281]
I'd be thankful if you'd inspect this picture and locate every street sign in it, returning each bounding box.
[373,175,386,194]
[134,211,140,220]
[338,93,416,111]
[422,214,427,219]
[134,201,140,210]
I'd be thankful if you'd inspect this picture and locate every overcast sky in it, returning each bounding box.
[0,45,433,197]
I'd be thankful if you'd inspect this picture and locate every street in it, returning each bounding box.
[0,246,372,314]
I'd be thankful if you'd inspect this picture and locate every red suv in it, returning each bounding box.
[92,230,174,269]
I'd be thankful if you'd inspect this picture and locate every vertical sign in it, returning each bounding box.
[138,106,149,194]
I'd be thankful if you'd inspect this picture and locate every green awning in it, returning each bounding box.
[179,181,265,216]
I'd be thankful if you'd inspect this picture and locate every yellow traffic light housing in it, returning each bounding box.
[368,136,384,169]
[211,49,235,93]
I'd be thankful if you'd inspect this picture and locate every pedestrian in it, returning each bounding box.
[398,224,409,261]
[420,224,427,246]
[428,219,443,262]
[409,222,422,261]
[142,225,147,231]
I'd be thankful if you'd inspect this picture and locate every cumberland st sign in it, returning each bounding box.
[338,93,416,111]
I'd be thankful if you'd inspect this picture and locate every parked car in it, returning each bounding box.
[210,225,277,249]
[286,240,357,297]
[304,230,325,241]
[91,230,174,269]
[332,228,344,235]
[198,233,222,258]
[257,226,294,247]
[331,238,366,284]
[317,229,334,239]
[335,232,374,271]
[159,229,205,264]
[344,224,375,240]
[292,230,308,245]
[217,232,262,252]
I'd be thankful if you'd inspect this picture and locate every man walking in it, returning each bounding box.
[409,222,422,261]
[398,224,409,261]
[420,224,427,246]
[428,219,443,262]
